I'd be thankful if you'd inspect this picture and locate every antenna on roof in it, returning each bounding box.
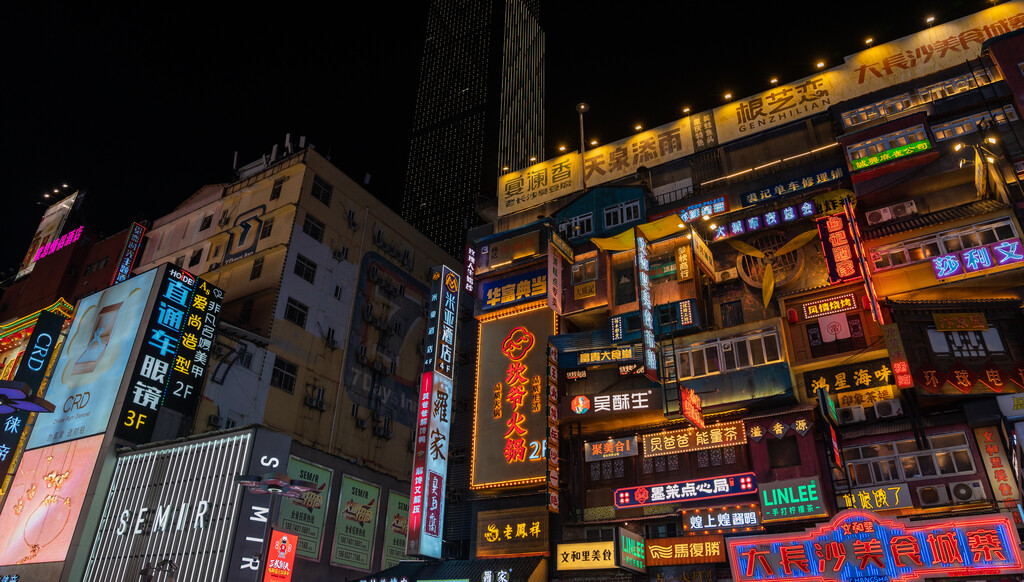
[285,133,293,155]
[232,151,238,171]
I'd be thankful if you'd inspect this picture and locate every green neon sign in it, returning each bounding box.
[851,139,930,170]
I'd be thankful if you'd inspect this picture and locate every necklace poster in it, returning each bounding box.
[0,434,103,565]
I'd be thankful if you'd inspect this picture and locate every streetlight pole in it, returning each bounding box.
[234,472,315,581]
[576,102,589,192]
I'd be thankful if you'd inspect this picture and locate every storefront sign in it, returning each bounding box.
[380,492,410,570]
[614,472,757,509]
[678,298,697,328]
[576,345,638,366]
[618,363,645,376]
[332,475,381,571]
[642,420,746,457]
[690,228,714,278]
[815,189,856,216]
[487,231,541,267]
[482,269,547,311]
[678,196,729,223]
[833,385,898,408]
[264,529,296,582]
[549,228,575,264]
[617,528,646,573]
[880,324,914,389]
[565,369,587,381]
[563,387,660,419]
[716,201,818,240]
[18,191,79,278]
[547,344,559,513]
[556,541,615,571]
[548,251,563,315]
[680,388,705,430]
[801,293,857,319]
[498,152,583,217]
[803,358,897,399]
[974,426,1020,502]
[584,436,638,462]
[34,224,84,262]
[760,477,828,523]
[817,213,861,285]
[933,312,988,331]
[278,457,332,561]
[473,308,553,489]
[464,246,477,293]
[741,168,844,207]
[27,268,158,448]
[851,139,931,170]
[476,507,548,558]
[727,509,1023,582]
[647,535,727,566]
[931,237,1024,279]
[838,484,912,511]
[110,222,147,285]
[573,281,596,299]
[675,245,692,281]
[407,372,453,559]
[682,504,762,533]
[431,266,461,379]
[635,229,658,382]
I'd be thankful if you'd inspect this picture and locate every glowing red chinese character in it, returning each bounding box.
[813,541,846,572]
[889,535,923,567]
[927,532,963,564]
[742,547,774,577]
[853,539,884,569]
[966,529,1006,562]
[503,438,526,462]
[506,384,527,409]
[504,411,527,439]
[779,545,810,575]
[506,361,528,386]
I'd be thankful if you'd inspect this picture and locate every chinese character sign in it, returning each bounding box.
[277,457,333,561]
[932,237,1024,280]
[406,371,453,559]
[850,140,930,170]
[264,529,296,582]
[331,475,381,571]
[110,222,147,286]
[727,509,1023,582]
[741,168,844,208]
[475,506,548,558]
[760,477,829,522]
[380,491,410,570]
[974,426,1020,503]
[562,388,661,420]
[838,484,912,511]
[614,472,757,509]
[647,535,727,566]
[556,541,615,571]
[163,276,223,415]
[481,269,547,312]
[635,230,658,382]
[817,214,861,285]
[584,436,639,462]
[498,152,583,217]
[682,505,762,533]
[472,308,554,489]
[432,266,460,379]
[801,293,857,319]
[642,421,746,458]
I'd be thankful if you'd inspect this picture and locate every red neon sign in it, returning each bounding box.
[502,326,536,464]
[727,509,1022,582]
[264,529,296,582]
[816,214,861,285]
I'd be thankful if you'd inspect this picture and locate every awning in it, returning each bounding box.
[368,556,547,582]
[591,214,687,251]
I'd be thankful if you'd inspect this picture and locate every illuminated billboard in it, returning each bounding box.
[26,268,158,448]
[277,456,333,561]
[728,509,1022,582]
[475,506,548,558]
[17,191,80,279]
[0,434,104,565]
[264,529,296,582]
[615,472,757,508]
[472,306,555,489]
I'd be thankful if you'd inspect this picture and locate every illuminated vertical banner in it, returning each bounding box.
[0,310,66,487]
[880,324,913,389]
[264,529,296,582]
[163,277,223,415]
[547,250,563,315]
[546,343,559,513]
[407,266,458,559]
[816,213,861,285]
[110,222,147,286]
[635,228,658,383]
[473,307,554,489]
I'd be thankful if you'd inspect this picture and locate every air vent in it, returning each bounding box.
[873,399,903,418]
[916,484,949,507]
[865,207,893,226]
[949,480,984,503]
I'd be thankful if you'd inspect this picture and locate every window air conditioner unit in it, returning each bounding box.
[837,405,866,425]
[916,484,949,507]
[373,426,393,439]
[888,200,918,219]
[356,418,368,429]
[315,399,327,412]
[304,395,319,408]
[949,480,985,503]
[865,206,893,226]
[717,268,738,283]
[208,414,221,427]
[874,398,903,418]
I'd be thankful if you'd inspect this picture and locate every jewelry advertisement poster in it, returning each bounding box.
[0,434,104,565]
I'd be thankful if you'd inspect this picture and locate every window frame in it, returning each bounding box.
[604,200,641,229]
[283,297,309,328]
[260,217,274,240]
[270,355,298,393]
[250,257,264,280]
[870,218,1019,272]
[311,175,333,206]
[294,254,317,284]
[844,431,976,487]
[302,214,325,243]
[675,328,783,380]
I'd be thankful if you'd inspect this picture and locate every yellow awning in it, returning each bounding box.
[591,214,687,252]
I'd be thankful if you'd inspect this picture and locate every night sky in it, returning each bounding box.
[2,1,986,274]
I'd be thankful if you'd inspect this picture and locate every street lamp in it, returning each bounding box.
[576,102,589,154]
[234,472,316,580]
[0,380,55,413]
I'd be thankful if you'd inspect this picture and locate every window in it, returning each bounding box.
[333,285,343,300]
[642,453,679,474]
[175,256,185,268]
[250,257,264,280]
[585,528,615,542]
[311,175,333,206]
[270,177,285,200]
[645,522,680,539]
[589,458,626,481]
[284,297,308,327]
[188,249,202,267]
[870,219,1018,271]
[604,201,641,228]
[931,106,1017,141]
[917,72,991,103]
[807,313,867,359]
[294,254,317,284]
[238,350,252,369]
[841,94,913,128]
[696,445,738,469]
[571,259,597,284]
[240,299,253,323]
[200,215,213,231]
[270,355,298,393]
[613,265,635,305]
[302,214,325,243]
[675,329,782,379]
[928,325,1005,358]
[844,432,975,487]
[767,438,801,468]
[721,300,743,328]
[847,125,927,161]
[558,213,593,239]
[261,217,274,240]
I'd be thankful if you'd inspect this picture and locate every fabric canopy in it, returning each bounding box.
[591,214,688,251]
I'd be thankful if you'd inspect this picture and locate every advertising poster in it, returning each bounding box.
[331,475,381,571]
[380,491,410,570]
[0,434,104,565]
[264,529,297,582]
[278,456,333,561]
[27,269,157,448]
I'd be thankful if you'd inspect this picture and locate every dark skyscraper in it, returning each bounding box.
[402,0,544,259]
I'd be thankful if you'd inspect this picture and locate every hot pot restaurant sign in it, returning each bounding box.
[614,472,756,509]
[727,509,1022,582]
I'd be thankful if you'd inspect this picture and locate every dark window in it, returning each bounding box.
[240,299,253,323]
[270,355,298,393]
[311,175,333,206]
[767,437,801,468]
[188,249,202,267]
[284,297,308,328]
[175,256,185,268]
[270,177,285,200]
[721,300,744,328]
[614,265,635,305]
[645,522,679,539]
[303,214,325,243]
[200,215,213,231]
[261,217,274,240]
[294,254,317,284]
[250,257,264,280]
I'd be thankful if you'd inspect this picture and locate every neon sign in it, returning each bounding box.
[931,237,1024,279]
[33,225,83,262]
[635,229,658,382]
[817,213,861,284]
[614,472,756,509]
[643,420,745,457]
[727,509,1023,582]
